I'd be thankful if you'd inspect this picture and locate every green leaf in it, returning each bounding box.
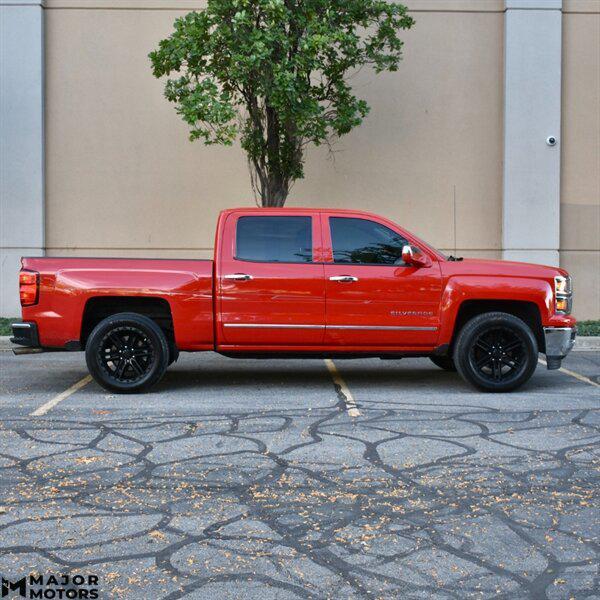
[149,0,414,205]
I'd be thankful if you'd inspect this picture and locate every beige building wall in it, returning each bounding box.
[560,0,600,319]
[296,6,504,259]
[45,0,504,261]
[45,4,246,261]
[39,0,598,318]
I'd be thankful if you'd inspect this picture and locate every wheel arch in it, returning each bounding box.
[80,296,174,348]
[449,299,545,353]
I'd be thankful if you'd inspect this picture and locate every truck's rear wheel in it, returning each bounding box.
[454,312,538,393]
[85,312,169,393]
[429,355,456,371]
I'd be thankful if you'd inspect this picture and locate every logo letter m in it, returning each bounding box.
[1,578,27,598]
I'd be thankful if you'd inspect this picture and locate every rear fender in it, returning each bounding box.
[21,258,213,349]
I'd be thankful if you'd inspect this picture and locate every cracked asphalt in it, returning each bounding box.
[0,350,598,599]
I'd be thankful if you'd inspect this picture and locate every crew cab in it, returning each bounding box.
[12,208,576,393]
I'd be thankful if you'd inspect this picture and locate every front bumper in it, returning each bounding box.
[543,326,576,369]
[10,322,39,347]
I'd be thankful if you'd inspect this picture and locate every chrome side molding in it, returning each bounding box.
[223,323,438,331]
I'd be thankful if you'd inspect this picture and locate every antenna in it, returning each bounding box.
[453,185,457,256]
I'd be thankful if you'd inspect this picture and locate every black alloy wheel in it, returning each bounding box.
[454,312,538,392]
[98,325,154,383]
[468,326,525,383]
[86,312,169,393]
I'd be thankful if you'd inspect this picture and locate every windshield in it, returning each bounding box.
[427,244,449,260]
[411,238,449,261]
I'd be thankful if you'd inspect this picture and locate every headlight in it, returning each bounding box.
[555,275,572,295]
[554,275,572,314]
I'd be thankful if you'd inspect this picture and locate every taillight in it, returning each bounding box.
[19,270,39,306]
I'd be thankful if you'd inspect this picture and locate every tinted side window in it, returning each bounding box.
[236,216,312,263]
[330,217,408,265]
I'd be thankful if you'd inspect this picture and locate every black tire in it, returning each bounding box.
[429,355,456,371]
[85,312,169,393]
[453,312,538,393]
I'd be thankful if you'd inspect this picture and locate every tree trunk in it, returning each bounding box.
[263,176,289,207]
[246,102,300,207]
[248,159,290,207]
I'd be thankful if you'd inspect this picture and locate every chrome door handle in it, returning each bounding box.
[329,275,358,283]
[223,273,253,281]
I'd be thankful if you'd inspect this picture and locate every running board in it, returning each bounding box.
[13,347,45,355]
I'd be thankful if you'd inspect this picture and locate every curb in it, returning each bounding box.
[575,336,600,351]
[1,335,599,352]
[0,336,16,351]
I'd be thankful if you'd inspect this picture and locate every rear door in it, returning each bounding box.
[322,214,442,348]
[217,211,326,346]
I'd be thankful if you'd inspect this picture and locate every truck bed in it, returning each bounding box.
[20,257,215,350]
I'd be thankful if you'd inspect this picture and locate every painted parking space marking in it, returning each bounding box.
[324,359,361,417]
[538,358,599,388]
[30,375,93,416]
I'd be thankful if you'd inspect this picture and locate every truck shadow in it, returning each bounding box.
[155,360,563,395]
[157,364,459,392]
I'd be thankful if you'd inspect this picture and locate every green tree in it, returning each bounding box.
[150,0,414,207]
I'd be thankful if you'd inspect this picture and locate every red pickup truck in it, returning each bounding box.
[12,208,576,393]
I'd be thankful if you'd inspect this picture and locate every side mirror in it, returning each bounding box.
[401,244,432,268]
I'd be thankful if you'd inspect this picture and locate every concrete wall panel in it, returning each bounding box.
[0,2,45,316]
[560,11,599,319]
[560,251,600,319]
[502,3,562,267]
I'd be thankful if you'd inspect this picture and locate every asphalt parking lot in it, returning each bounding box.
[0,350,598,599]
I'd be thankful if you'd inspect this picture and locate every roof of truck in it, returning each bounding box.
[220,207,383,216]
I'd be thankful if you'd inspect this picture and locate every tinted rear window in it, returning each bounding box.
[236,216,313,263]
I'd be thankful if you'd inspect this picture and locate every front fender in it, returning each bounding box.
[438,276,553,346]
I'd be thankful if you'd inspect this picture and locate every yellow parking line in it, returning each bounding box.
[538,358,599,388]
[324,359,361,417]
[30,375,93,416]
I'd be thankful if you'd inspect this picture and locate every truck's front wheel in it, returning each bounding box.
[454,312,538,393]
[85,312,169,393]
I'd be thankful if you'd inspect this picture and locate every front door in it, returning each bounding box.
[322,215,442,348]
[218,212,326,347]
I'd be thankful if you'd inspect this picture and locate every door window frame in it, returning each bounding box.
[223,212,324,265]
[322,214,421,267]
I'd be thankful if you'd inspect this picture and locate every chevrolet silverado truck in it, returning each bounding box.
[11,208,576,393]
